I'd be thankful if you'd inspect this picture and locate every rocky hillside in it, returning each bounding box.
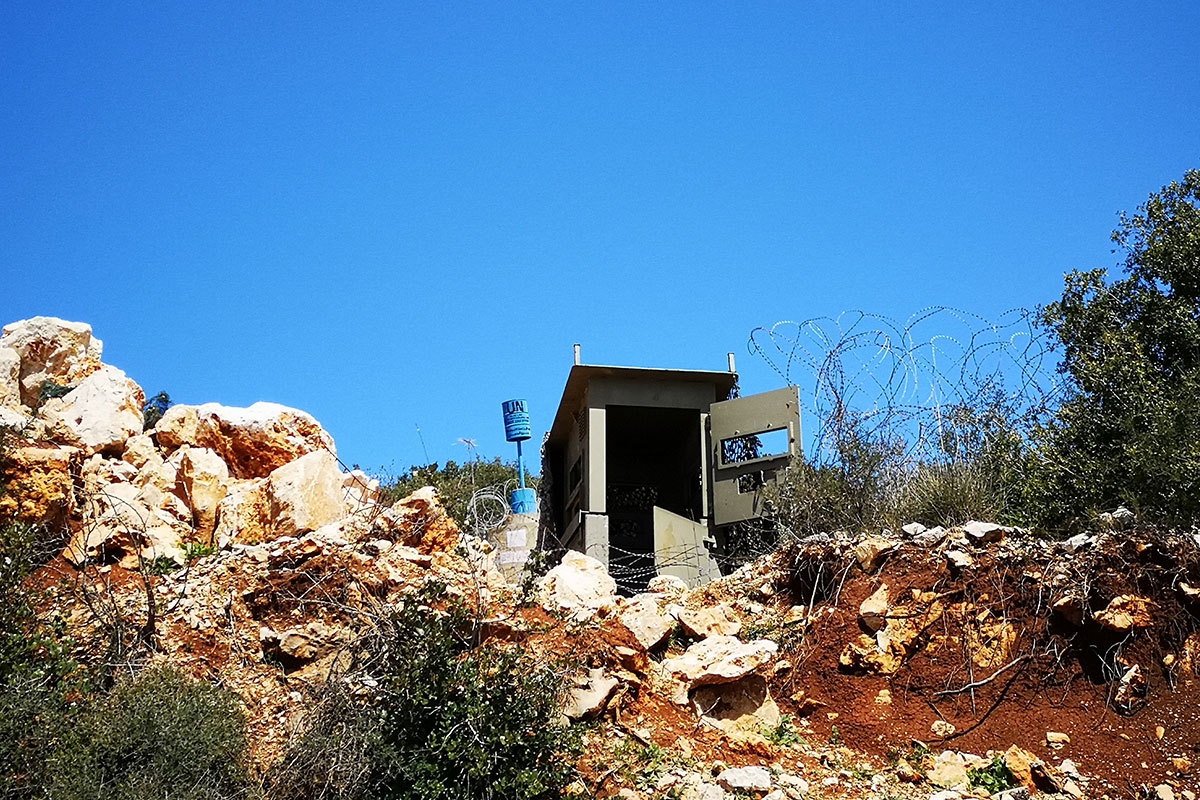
[2,317,1198,800]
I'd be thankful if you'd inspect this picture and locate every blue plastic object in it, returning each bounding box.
[502,399,532,442]
[501,399,533,497]
[510,487,537,515]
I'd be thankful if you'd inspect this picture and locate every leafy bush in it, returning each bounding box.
[37,380,72,405]
[0,522,80,800]
[49,666,251,800]
[967,755,1017,794]
[268,588,578,800]
[1031,170,1200,528]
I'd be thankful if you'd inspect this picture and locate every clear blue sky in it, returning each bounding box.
[2,2,1197,475]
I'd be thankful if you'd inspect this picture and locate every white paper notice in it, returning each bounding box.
[506,528,528,548]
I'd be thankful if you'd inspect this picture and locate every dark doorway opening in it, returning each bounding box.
[605,405,702,593]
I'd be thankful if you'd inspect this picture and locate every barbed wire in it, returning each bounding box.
[748,307,1067,466]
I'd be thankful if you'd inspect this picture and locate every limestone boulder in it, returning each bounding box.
[659,635,777,704]
[0,346,20,409]
[676,603,742,639]
[691,674,780,741]
[214,479,272,544]
[536,550,618,621]
[853,536,898,572]
[40,365,144,455]
[342,469,380,514]
[927,751,969,790]
[1094,595,1157,633]
[177,447,231,541]
[0,405,30,429]
[0,446,76,525]
[0,316,103,408]
[859,583,889,632]
[371,487,461,553]
[716,766,771,793]
[121,433,158,469]
[65,486,185,568]
[619,594,677,651]
[259,621,344,670]
[961,520,1013,545]
[563,667,619,720]
[646,573,689,599]
[153,401,335,479]
[266,450,346,538]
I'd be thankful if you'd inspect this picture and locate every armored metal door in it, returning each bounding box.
[709,385,800,526]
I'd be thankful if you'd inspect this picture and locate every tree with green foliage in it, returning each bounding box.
[1032,170,1200,526]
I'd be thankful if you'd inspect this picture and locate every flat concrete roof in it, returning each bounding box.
[547,364,738,446]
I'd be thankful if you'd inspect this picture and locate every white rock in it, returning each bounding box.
[1062,533,1094,553]
[0,405,30,428]
[0,346,20,409]
[563,667,619,720]
[0,316,102,407]
[910,525,945,546]
[859,583,889,632]
[341,469,380,513]
[121,434,158,469]
[901,521,927,537]
[646,573,689,598]
[676,603,742,639]
[716,766,772,792]
[177,447,230,540]
[40,365,144,455]
[620,594,677,650]
[536,550,618,621]
[945,550,974,570]
[929,792,963,800]
[853,536,898,572]
[266,450,346,537]
[931,719,956,738]
[659,635,777,704]
[962,520,1010,544]
[679,783,726,800]
[154,401,336,478]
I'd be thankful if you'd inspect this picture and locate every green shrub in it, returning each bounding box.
[37,381,72,405]
[268,589,578,800]
[49,666,251,800]
[0,522,80,800]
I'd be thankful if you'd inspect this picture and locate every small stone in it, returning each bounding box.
[1045,731,1070,749]
[1153,784,1175,800]
[853,537,897,572]
[929,791,963,800]
[931,719,956,739]
[945,550,974,570]
[874,688,892,705]
[1155,725,1165,739]
[716,765,772,792]
[962,520,1009,544]
[1094,595,1157,633]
